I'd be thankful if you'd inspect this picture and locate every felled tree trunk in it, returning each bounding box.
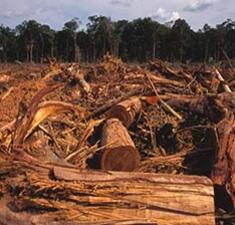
[211,112,235,208]
[101,118,140,171]
[107,97,141,127]
[85,88,143,121]
[166,92,235,208]
[166,94,226,123]
[0,160,215,225]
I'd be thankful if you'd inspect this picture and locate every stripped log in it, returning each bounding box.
[0,74,10,83]
[0,160,215,225]
[76,70,91,93]
[101,118,140,171]
[107,97,141,127]
[214,68,232,93]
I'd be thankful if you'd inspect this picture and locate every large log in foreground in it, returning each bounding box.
[0,160,215,225]
[101,118,141,171]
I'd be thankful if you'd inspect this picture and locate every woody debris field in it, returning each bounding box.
[1,55,235,224]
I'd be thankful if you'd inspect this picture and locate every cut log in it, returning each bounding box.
[211,112,235,208]
[214,68,232,93]
[0,160,215,225]
[101,118,140,171]
[85,87,143,121]
[166,93,235,207]
[14,59,23,65]
[107,97,142,127]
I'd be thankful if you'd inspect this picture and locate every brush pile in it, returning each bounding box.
[0,55,235,224]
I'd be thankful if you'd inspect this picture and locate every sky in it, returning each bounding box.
[0,0,234,31]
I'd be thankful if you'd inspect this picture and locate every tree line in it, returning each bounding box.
[0,16,235,63]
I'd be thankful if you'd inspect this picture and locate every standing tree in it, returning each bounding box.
[77,30,90,62]
[202,24,219,63]
[16,20,41,63]
[63,18,80,62]
[39,25,55,61]
[113,20,128,57]
[216,19,235,61]
[171,19,193,62]
[87,16,114,60]
[0,25,16,62]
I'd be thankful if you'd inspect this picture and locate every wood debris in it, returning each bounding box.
[1,56,235,224]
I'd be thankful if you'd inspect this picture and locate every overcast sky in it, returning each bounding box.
[0,0,234,31]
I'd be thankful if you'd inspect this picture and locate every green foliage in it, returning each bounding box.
[0,17,235,63]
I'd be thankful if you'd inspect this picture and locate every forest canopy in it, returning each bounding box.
[0,16,234,63]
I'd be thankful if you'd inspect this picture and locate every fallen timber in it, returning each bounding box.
[1,56,235,224]
[0,158,215,225]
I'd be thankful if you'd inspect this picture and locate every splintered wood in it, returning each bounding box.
[1,56,235,224]
[0,160,215,225]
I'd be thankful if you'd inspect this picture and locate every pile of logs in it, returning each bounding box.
[1,56,235,224]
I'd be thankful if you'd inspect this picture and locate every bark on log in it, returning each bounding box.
[211,112,235,207]
[101,118,141,171]
[166,93,235,207]
[84,87,144,121]
[0,160,215,225]
[107,97,142,127]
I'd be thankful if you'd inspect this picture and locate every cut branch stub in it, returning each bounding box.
[101,118,140,172]
[107,97,141,128]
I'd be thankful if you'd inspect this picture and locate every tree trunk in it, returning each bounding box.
[103,37,106,57]
[0,160,215,225]
[66,39,69,62]
[36,46,39,63]
[86,48,89,63]
[26,45,29,62]
[50,44,54,58]
[2,47,7,62]
[152,35,156,60]
[101,118,141,171]
[41,41,44,63]
[107,97,142,128]
[74,33,79,62]
[93,41,96,62]
[180,44,183,62]
[30,43,33,63]
[211,112,235,208]
[204,41,209,63]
